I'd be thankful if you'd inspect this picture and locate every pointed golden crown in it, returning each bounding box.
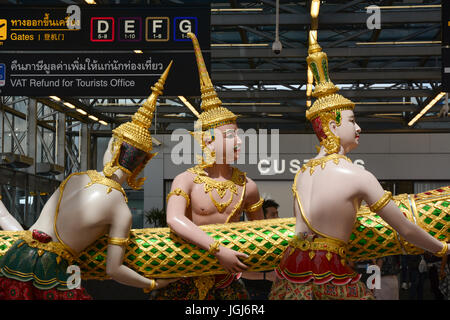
[187,32,237,130]
[305,32,354,121]
[112,61,172,152]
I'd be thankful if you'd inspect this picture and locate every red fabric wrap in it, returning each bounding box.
[0,277,92,300]
[215,273,241,289]
[276,246,361,286]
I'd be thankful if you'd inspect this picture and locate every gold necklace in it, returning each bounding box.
[301,153,352,175]
[85,170,128,202]
[188,165,245,213]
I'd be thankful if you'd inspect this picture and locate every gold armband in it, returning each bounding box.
[369,191,392,212]
[435,241,448,258]
[107,237,129,247]
[167,188,190,208]
[245,197,264,213]
[208,240,221,255]
[143,279,157,294]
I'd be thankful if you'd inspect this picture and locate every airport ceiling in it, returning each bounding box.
[2,0,447,134]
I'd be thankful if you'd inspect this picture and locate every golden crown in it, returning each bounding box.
[305,32,354,121]
[112,61,172,152]
[187,32,237,130]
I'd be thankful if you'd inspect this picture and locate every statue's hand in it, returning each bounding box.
[215,246,248,274]
[155,278,181,289]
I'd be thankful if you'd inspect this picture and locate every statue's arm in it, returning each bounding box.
[359,169,447,255]
[105,195,176,291]
[243,178,264,221]
[0,200,23,231]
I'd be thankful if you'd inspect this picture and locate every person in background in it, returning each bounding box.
[242,199,279,299]
[262,199,279,219]
[408,255,426,300]
[372,255,401,300]
[400,255,410,290]
[424,252,444,300]
[438,254,450,299]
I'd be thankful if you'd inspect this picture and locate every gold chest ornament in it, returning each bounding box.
[188,165,245,213]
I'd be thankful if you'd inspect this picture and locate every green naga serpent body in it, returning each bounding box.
[0,186,448,280]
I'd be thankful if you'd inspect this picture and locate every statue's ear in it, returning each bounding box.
[203,129,215,146]
[328,120,338,136]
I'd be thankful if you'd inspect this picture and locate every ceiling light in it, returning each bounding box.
[99,120,108,126]
[93,102,174,107]
[211,8,263,12]
[356,101,413,105]
[226,102,281,106]
[163,113,184,118]
[310,0,321,18]
[63,102,76,109]
[88,115,99,121]
[356,41,441,45]
[408,92,446,126]
[134,50,143,54]
[178,96,200,118]
[76,108,87,115]
[211,43,269,47]
[373,113,403,116]
[364,5,440,9]
[84,0,96,4]
[49,96,61,101]
[267,113,283,117]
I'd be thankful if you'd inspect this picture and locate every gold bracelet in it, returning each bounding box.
[167,188,190,208]
[143,279,157,293]
[369,191,392,212]
[208,240,221,255]
[435,242,448,258]
[245,198,264,213]
[107,237,129,247]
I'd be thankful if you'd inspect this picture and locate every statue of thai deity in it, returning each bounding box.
[0,63,178,300]
[151,33,265,300]
[268,1,449,300]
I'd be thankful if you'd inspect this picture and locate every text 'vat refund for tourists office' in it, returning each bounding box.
[10,78,136,88]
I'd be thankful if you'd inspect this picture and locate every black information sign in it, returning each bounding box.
[0,52,209,96]
[0,5,210,96]
[0,5,210,50]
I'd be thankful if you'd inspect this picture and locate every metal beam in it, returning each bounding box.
[323,0,366,13]
[211,10,440,26]
[212,69,440,82]
[26,99,37,174]
[56,112,65,181]
[211,45,441,59]
[215,89,434,99]
[95,104,417,115]
[326,29,373,47]
[238,26,299,48]
[79,123,90,171]
[259,0,304,14]
[62,97,118,125]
